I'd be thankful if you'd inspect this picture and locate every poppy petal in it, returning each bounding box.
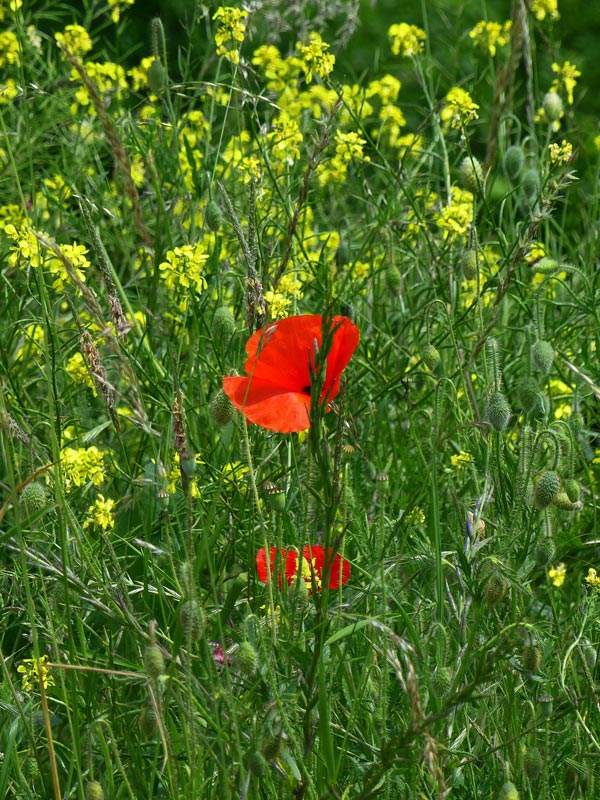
[256,546,298,587]
[303,545,351,589]
[223,377,311,433]
[322,317,361,403]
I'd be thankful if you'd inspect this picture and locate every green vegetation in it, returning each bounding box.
[2,0,600,797]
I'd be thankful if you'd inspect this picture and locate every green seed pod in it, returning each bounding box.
[212,306,236,342]
[144,643,165,679]
[522,643,542,673]
[179,598,204,642]
[532,340,554,375]
[85,781,105,800]
[523,745,543,780]
[460,249,478,279]
[459,156,484,193]
[533,256,561,274]
[486,391,511,432]
[534,536,556,567]
[386,264,402,294]
[236,641,258,676]
[138,702,158,738]
[564,479,580,503]
[20,481,47,515]
[503,145,525,181]
[484,572,509,606]
[210,389,236,426]
[422,344,441,373]
[431,666,452,697]
[534,470,560,509]
[543,91,563,123]
[248,750,267,777]
[375,472,390,495]
[537,693,553,721]
[22,755,40,781]
[522,169,540,205]
[569,411,584,436]
[263,481,286,512]
[147,58,166,93]
[180,449,197,477]
[516,377,548,420]
[498,781,520,800]
[205,200,224,232]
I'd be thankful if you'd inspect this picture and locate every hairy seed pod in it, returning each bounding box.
[85,781,105,800]
[20,481,47,515]
[532,340,554,375]
[486,391,511,431]
[522,643,543,673]
[236,641,258,677]
[534,471,560,509]
[459,156,484,193]
[503,145,525,181]
[248,750,267,777]
[523,745,543,780]
[498,781,520,800]
[210,389,236,426]
[179,598,204,642]
[144,643,165,680]
[205,200,225,232]
[422,344,441,373]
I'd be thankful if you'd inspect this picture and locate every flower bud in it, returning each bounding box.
[386,265,402,294]
[20,481,47,515]
[236,641,258,676]
[484,572,509,606]
[460,249,478,279]
[564,478,580,503]
[138,702,158,738]
[431,666,452,697]
[85,781,105,800]
[205,200,224,232]
[147,59,166,93]
[543,91,563,123]
[523,745,543,780]
[503,145,525,181]
[179,598,204,642]
[534,536,555,567]
[459,156,484,193]
[212,306,236,342]
[534,470,560,509]
[144,643,165,680]
[537,693,553,720]
[248,750,267,777]
[422,344,441,373]
[532,340,554,375]
[522,169,539,205]
[486,391,511,431]
[522,643,542,673]
[498,781,519,800]
[261,731,283,761]
[516,377,548,420]
[210,389,236,426]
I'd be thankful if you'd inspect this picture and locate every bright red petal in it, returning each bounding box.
[321,317,360,403]
[256,547,299,587]
[302,545,351,589]
[223,377,311,433]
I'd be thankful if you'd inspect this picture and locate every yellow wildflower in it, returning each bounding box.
[17,655,54,692]
[388,22,426,58]
[213,6,248,65]
[297,32,335,83]
[107,0,135,24]
[0,0,23,21]
[548,139,573,165]
[60,446,107,488]
[441,87,479,129]
[0,29,21,68]
[548,563,566,587]
[550,61,580,106]
[55,24,93,56]
[469,20,512,57]
[531,0,559,21]
[84,494,116,531]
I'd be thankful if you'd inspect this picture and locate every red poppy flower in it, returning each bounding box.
[222,314,359,433]
[256,545,351,591]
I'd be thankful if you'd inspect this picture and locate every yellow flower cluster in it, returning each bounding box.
[531,0,559,21]
[435,186,474,240]
[0,0,22,21]
[0,29,20,68]
[548,139,573,165]
[266,111,303,171]
[17,655,54,692]
[317,130,369,186]
[84,494,116,531]
[585,568,600,591]
[159,244,209,310]
[296,32,335,84]
[388,22,427,58]
[66,352,97,394]
[550,61,581,106]
[441,87,479,129]
[60,446,107,488]
[107,0,135,24]
[55,24,93,57]
[213,6,248,65]
[469,20,512,57]
[70,61,128,114]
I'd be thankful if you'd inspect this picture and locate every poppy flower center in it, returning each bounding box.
[301,385,311,395]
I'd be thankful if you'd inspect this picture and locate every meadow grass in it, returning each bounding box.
[1,0,600,797]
